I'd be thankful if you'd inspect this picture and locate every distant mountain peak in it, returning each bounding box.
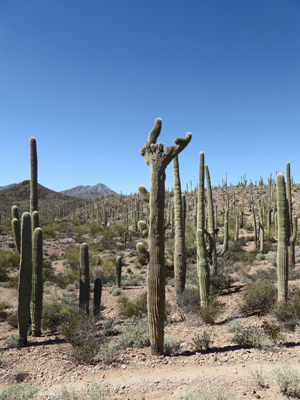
[60,183,117,200]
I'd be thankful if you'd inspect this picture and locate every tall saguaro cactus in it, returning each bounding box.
[172,155,186,302]
[29,137,38,216]
[18,212,32,346]
[197,152,210,307]
[286,162,295,266]
[205,164,217,274]
[140,118,191,355]
[276,173,288,301]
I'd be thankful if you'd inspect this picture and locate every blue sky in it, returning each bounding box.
[1,0,300,194]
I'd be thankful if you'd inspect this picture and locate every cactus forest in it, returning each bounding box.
[1,123,300,399]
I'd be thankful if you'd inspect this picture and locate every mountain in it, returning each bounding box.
[60,183,117,200]
[0,180,85,219]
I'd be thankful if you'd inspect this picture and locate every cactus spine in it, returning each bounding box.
[79,243,90,314]
[139,118,191,354]
[18,212,32,346]
[276,173,288,301]
[31,227,43,336]
[172,155,186,302]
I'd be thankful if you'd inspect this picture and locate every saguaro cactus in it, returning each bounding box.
[197,152,210,307]
[116,256,122,288]
[31,227,43,336]
[94,277,102,316]
[276,173,288,301]
[172,155,186,302]
[205,164,217,274]
[18,212,32,346]
[79,243,90,315]
[29,137,38,216]
[286,162,296,266]
[140,118,191,354]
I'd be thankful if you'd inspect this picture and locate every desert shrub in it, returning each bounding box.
[7,311,18,328]
[42,295,73,333]
[261,320,282,341]
[250,367,269,389]
[240,279,277,315]
[271,363,300,398]
[90,257,115,285]
[4,275,19,289]
[5,333,20,349]
[0,249,19,281]
[191,330,213,352]
[244,268,277,283]
[42,223,60,238]
[119,318,150,348]
[199,300,223,325]
[164,335,181,356]
[48,381,109,400]
[210,271,232,293]
[63,247,80,269]
[0,300,10,320]
[264,251,277,266]
[0,384,39,400]
[118,292,147,319]
[175,379,235,400]
[177,285,200,315]
[97,340,121,365]
[231,324,273,350]
[51,267,78,289]
[61,311,104,365]
[273,287,300,331]
[89,221,103,235]
[109,286,123,296]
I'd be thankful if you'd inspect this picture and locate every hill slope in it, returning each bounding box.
[0,180,85,219]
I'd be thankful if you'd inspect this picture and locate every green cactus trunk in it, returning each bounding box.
[93,277,102,316]
[259,207,264,254]
[140,118,191,355]
[276,173,288,302]
[197,152,210,307]
[172,155,186,302]
[79,243,90,315]
[286,162,295,266]
[29,137,38,216]
[18,212,32,346]
[116,256,122,288]
[205,164,217,275]
[31,227,43,336]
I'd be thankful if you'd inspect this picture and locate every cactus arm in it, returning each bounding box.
[12,218,21,253]
[138,186,150,203]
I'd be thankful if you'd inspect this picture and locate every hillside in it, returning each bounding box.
[60,183,117,200]
[0,180,85,219]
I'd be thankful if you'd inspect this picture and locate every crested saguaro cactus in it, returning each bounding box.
[172,155,186,302]
[30,227,43,336]
[18,212,32,346]
[140,118,191,355]
[276,173,288,301]
[79,243,90,315]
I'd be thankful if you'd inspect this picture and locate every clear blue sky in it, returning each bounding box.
[1,0,300,195]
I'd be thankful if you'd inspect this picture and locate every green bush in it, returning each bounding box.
[261,320,282,341]
[271,363,300,398]
[177,286,200,315]
[174,379,235,400]
[0,384,38,400]
[0,250,19,281]
[48,381,109,400]
[240,279,277,315]
[191,330,213,352]
[164,335,181,356]
[119,318,150,348]
[97,340,121,365]
[42,295,73,333]
[109,285,123,296]
[273,286,300,331]
[231,324,273,350]
[199,300,223,325]
[118,292,147,319]
[7,311,18,328]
